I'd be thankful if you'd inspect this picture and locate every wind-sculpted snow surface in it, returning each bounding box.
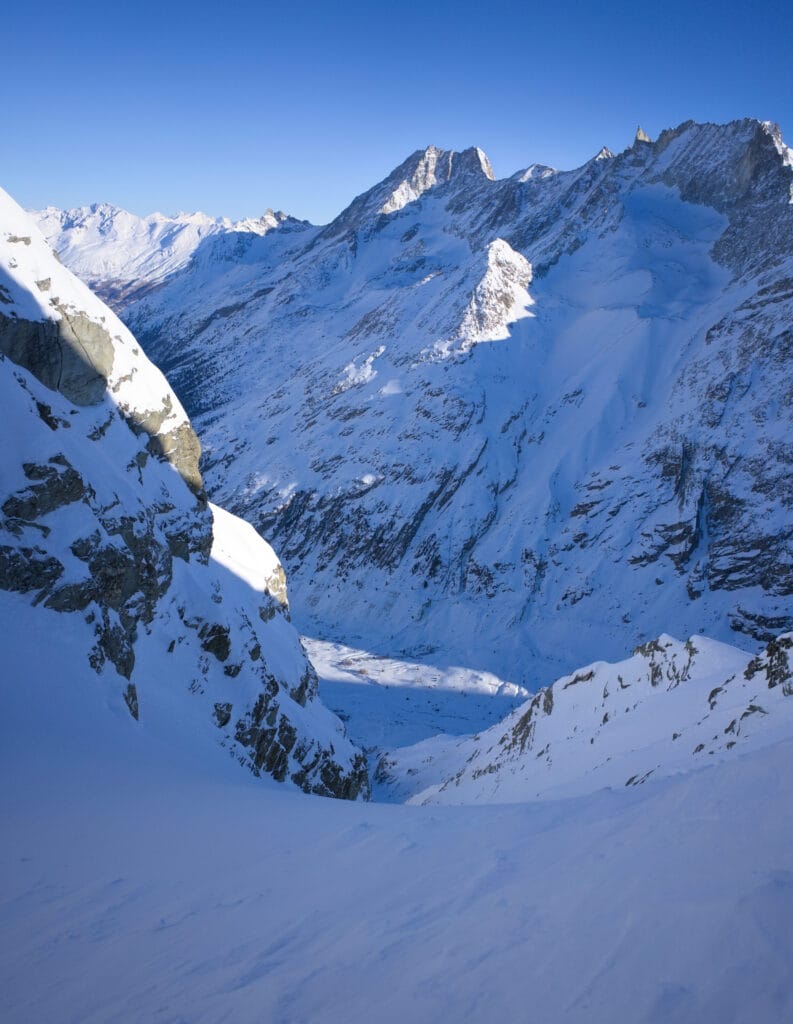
[0,187,368,799]
[378,632,793,805]
[3,613,793,1023]
[42,119,793,685]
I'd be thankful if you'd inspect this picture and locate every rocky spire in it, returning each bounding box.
[635,125,652,144]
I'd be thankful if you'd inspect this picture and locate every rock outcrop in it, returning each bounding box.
[1,185,369,799]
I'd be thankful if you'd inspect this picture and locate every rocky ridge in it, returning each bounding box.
[375,631,793,804]
[1,186,368,799]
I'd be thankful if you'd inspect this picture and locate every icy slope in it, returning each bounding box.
[0,186,367,798]
[2,608,793,1023]
[33,202,305,305]
[50,119,793,685]
[378,632,793,805]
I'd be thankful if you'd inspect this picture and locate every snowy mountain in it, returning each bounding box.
[34,202,306,306]
[376,631,793,804]
[37,118,793,692]
[1,186,368,799]
[7,134,793,1022]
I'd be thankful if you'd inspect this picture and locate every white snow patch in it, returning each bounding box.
[334,345,385,393]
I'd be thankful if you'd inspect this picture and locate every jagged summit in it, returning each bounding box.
[635,124,652,143]
[452,145,495,181]
[327,143,497,227]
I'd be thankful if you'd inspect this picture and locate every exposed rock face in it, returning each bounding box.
[745,633,793,695]
[0,308,113,405]
[1,185,368,800]
[39,119,793,687]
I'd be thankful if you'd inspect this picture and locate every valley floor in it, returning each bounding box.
[307,636,527,753]
[2,621,792,1023]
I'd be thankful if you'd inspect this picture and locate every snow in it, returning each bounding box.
[335,345,384,393]
[70,118,791,690]
[2,606,793,1023]
[0,187,195,451]
[3,131,793,1022]
[31,203,284,296]
[381,633,793,805]
[1,187,367,798]
[307,637,528,751]
[209,501,284,598]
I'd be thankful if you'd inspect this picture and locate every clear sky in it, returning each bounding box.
[3,0,791,224]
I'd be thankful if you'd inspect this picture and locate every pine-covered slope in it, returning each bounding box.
[1,186,368,799]
[40,119,793,686]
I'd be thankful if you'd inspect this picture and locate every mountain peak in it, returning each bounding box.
[379,146,446,214]
[452,146,495,181]
[635,124,652,144]
[379,145,494,215]
[514,163,557,182]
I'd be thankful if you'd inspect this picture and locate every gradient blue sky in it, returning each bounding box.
[3,0,791,223]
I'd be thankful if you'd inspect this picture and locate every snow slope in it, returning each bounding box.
[48,118,793,688]
[0,185,367,798]
[377,632,793,804]
[2,608,793,1023]
[6,123,793,1024]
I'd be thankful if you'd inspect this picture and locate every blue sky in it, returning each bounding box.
[3,0,791,223]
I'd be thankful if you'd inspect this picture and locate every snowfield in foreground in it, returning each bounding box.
[2,602,793,1023]
[2,603,793,1024]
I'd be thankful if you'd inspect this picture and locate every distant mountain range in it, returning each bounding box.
[36,118,793,689]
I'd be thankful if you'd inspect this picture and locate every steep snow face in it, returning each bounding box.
[454,238,533,350]
[51,119,793,686]
[378,632,793,805]
[0,187,368,799]
[33,203,302,305]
